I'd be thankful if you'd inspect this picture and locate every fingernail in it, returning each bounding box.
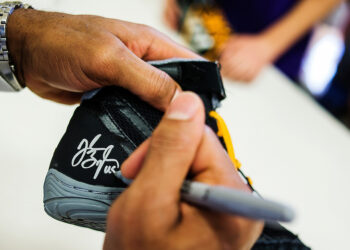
[166,92,199,120]
[115,170,133,185]
[170,89,180,103]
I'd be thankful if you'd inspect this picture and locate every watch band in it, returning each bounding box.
[0,1,31,92]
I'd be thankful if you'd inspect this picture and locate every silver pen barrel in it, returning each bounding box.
[181,181,295,222]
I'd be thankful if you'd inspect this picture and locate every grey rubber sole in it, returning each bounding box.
[43,169,125,231]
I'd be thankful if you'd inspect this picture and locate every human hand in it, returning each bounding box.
[164,0,182,30]
[220,34,276,82]
[104,92,263,250]
[7,9,198,108]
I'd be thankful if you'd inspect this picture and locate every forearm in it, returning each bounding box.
[261,0,343,60]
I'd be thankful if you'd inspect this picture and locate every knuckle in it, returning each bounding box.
[151,126,190,152]
[147,70,175,102]
[138,24,164,44]
[138,23,155,34]
[89,37,123,69]
[90,46,111,68]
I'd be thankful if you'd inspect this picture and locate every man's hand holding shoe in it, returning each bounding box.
[104,92,263,250]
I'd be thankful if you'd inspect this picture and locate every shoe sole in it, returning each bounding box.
[43,169,125,231]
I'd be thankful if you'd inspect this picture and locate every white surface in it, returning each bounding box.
[221,69,350,250]
[0,0,349,249]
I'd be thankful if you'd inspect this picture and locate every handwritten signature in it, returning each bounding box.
[71,134,119,179]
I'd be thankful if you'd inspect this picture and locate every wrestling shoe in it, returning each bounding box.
[43,58,250,231]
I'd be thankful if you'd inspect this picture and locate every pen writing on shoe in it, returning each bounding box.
[115,171,295,222]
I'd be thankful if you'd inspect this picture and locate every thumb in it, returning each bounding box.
[130,91,205,201]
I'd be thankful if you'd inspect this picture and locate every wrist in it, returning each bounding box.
[258,31,285,63]
[7,8,34,86]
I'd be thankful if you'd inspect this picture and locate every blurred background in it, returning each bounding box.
[166,0,350,128]
[0,0,349,250]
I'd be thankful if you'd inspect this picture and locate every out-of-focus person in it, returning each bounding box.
[164,0,343,82]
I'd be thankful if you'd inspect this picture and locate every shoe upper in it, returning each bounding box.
[48,59,226,188]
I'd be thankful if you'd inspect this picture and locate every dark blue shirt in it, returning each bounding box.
[218,0,311,81]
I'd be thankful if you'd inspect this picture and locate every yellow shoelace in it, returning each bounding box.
[209,111,254,189]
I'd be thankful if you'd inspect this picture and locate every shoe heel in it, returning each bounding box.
[43,169,124,231]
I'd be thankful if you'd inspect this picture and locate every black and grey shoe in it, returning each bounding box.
[43,59,227,232]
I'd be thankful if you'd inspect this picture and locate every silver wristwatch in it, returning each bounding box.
[0,1,31,92]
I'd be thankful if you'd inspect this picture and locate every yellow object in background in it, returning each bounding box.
[180,4,232,60]
[201,7,232,60]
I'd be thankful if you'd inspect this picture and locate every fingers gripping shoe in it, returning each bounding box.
[43,59,245,231]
